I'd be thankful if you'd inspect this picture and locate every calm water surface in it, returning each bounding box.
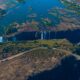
[0,0,64,26]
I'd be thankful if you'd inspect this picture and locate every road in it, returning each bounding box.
[0,47,47,63]
[53,48,80,60]
[0,47,80,63]
[72,54,80,60]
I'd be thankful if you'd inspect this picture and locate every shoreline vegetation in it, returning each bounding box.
[0,0,80,80]
[0,39,78,60]
[0,39,80,80]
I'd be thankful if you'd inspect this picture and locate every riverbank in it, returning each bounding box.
[0,45,71,80]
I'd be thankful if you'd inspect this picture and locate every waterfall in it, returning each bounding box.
[35,32,38,39]
[0,36,3,42]
[49,31,50,39]
[41,31,47,40]
[44,31,47,39]
[41,31,43,40]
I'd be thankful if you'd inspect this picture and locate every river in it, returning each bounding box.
[0,0,63,26]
